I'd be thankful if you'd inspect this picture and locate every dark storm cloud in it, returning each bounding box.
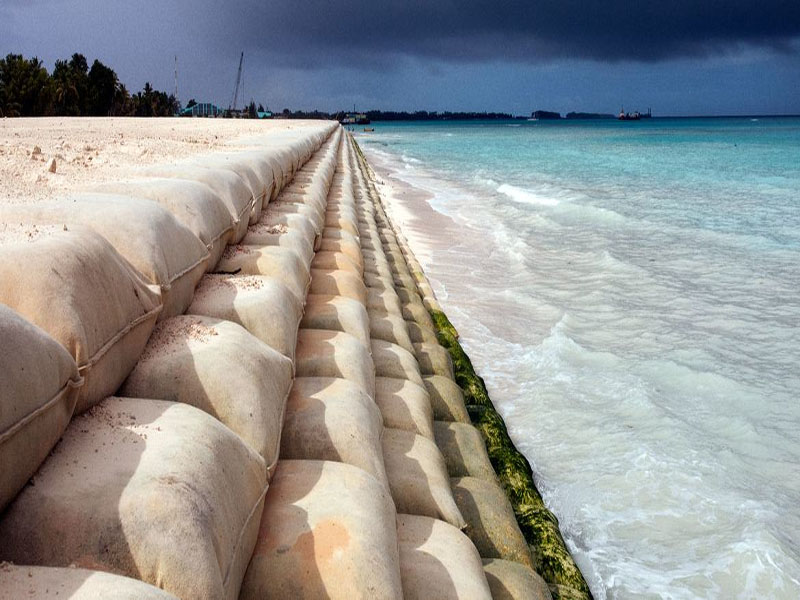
[216,0,800,66]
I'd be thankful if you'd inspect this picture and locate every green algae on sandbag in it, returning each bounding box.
[428,308,593,600]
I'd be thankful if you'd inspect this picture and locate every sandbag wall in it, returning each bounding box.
[0,121,339,598]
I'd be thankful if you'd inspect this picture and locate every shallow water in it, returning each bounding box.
[360,118,800,599]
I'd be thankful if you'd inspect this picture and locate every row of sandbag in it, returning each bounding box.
[0,125,341,598]
[351,139,554,600]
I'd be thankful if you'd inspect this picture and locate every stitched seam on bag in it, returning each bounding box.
[77,304,163,372]
[0,376,83,444]
[221,481,269,591]
[166,250,211,285]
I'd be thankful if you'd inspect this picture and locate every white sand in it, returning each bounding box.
[0,117,329,204]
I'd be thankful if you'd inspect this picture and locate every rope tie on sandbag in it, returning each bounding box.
[166,249,211,285]
[0,375,83,444]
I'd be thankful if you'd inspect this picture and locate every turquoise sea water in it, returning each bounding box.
[359,117,800,599]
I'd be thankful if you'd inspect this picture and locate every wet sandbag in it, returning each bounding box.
[301,294,370,347]
[0,397,266,600]
[0,305,82,512]
[310,268,368,306]
[382,428,465,528]
[375,377,434,440]
[188,274,302,359]
[451,476,534,568]
[141,163,254,242]
[121,316,293,467]
[401,299,436,331]
[397,513,492,600]
[90,178,235,271]
[296,330,375,397]
[371,339,424,386]
[0,195,208,320]
[215,245,309,302]
[406,320,439,344]
[240,460,403,600]
[413,342,455,379]
[311,250,362,276]
[434,421,496,480]
[424,375,470,423]
[280,377,388,488]
[0,565,180,599]
[0,226,161,414]
[482,559,553,600]
[370,312,415,354]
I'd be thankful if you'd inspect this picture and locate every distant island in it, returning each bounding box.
[566,112,616,119]
[531,110,562,120]
[530,110,617,120]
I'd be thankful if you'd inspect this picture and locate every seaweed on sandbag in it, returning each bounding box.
[429,308,593,600]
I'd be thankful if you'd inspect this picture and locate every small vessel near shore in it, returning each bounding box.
[618,107,652,120]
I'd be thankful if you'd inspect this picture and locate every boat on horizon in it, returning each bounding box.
[618,107,652,121]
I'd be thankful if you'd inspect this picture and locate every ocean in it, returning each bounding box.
[358,117,800,599]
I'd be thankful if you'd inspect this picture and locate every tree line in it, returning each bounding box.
[0,53,178,118]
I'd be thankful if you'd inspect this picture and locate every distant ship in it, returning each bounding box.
[618,107,652,121]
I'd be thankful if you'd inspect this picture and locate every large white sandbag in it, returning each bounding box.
[375,377,434,440]
[295,329,375,398]
[311,250,362,276]
[371,339,424,386]
[189,153,271,224]
[90,178,235,270]
[413,341,455,379]
[267,202,324,233]
[187,274,302,359]
[1,195,209,319]
[0,565,180,599]
[120,316,293,467]
[0,305,82,512]
[434,421,496,480]
[215,245,310,302]
[309,268,368,306]
[280,377,388,488]
[240,460,403,600]
[0,397,266,600]
[140,163,254,242]
[251,211,318,251]
[367,287,404,316]
[407,320,439,344]
[318,235,363,269]
[382,428,466,528]
[241,224,314,264]
[482,559,554,600]
[451,476,535,569]
[397,513,492,600]
[370,312,415,354]
[0,226,161,414]
[301,294,371,347]
[424,375,471,423]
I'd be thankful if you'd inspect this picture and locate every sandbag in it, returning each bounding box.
[402,299,436,330]
[406,320,439,344]
[140,163,254,243]
[196,152,277,223]
[413,342,455,379]
[187,274,302,359]
[0,565,180,599]
[268,202,324,232]
[301,294,370,347]
[375,377,434,440]
[482,559,553,600]
[364,271,395,292]
[0,397,266,600]
[382,428,465,528]
[369,312,415,354]
[311,250,362,275]
[309,268,368,306]
[451,476,534,568]
[325,214,359,237]
[241,225,315,265]
[397,513,492,600]
[241,460,403,600]
[215,245,310,302]
[0,226,161,414]
[296,329,375,398]
[280,377,388,488]
[367,287,403,316]
[424,375,471,423]
[371,339,424,386]
[0,305,82,512]
[318,235,363,268]
[0,195,207,320]
[91,178,235,271]
[120,316,293,467]
[434,421,496,480]
[254,211,318,252]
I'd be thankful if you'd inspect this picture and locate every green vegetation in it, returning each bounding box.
[0,53,177,117]
[429,308,594,600]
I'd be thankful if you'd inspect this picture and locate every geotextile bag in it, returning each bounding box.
[371,340,424,387]
[240,460,403,600]
[0,565,180,599]
[413,342,455,379]
[280,377,388,489]
[120,316,293,467]
[0,397,267,600]
[254,211,318,252]
[451,477,535,569]
[369,312,415,354]
[325,214,359,237]
[434,421,496,480]
[382,428,465,528]
[0,226,161,414]
[187,274,303,359]
[268,202,324,233]
[296,329,375,398]
[241,225,315,265]
[424,375,471,422]
[482,559,554,600]
[0,305,82,512]
[215,245,310,303]
[317,234,363,268]
[311,250,362,276]
[367,287,404,316]
[375,377,434,440]
[310,268,368,306]
[397,513,492,600]
[301,294,371,347]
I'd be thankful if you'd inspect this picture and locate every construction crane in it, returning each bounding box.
[229,52,244,113]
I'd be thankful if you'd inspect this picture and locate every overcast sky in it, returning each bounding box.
[2,0,799,115]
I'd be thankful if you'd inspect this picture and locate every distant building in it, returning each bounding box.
[179,102,224,117]
[257,111,273,119]
[341,112,370,125]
